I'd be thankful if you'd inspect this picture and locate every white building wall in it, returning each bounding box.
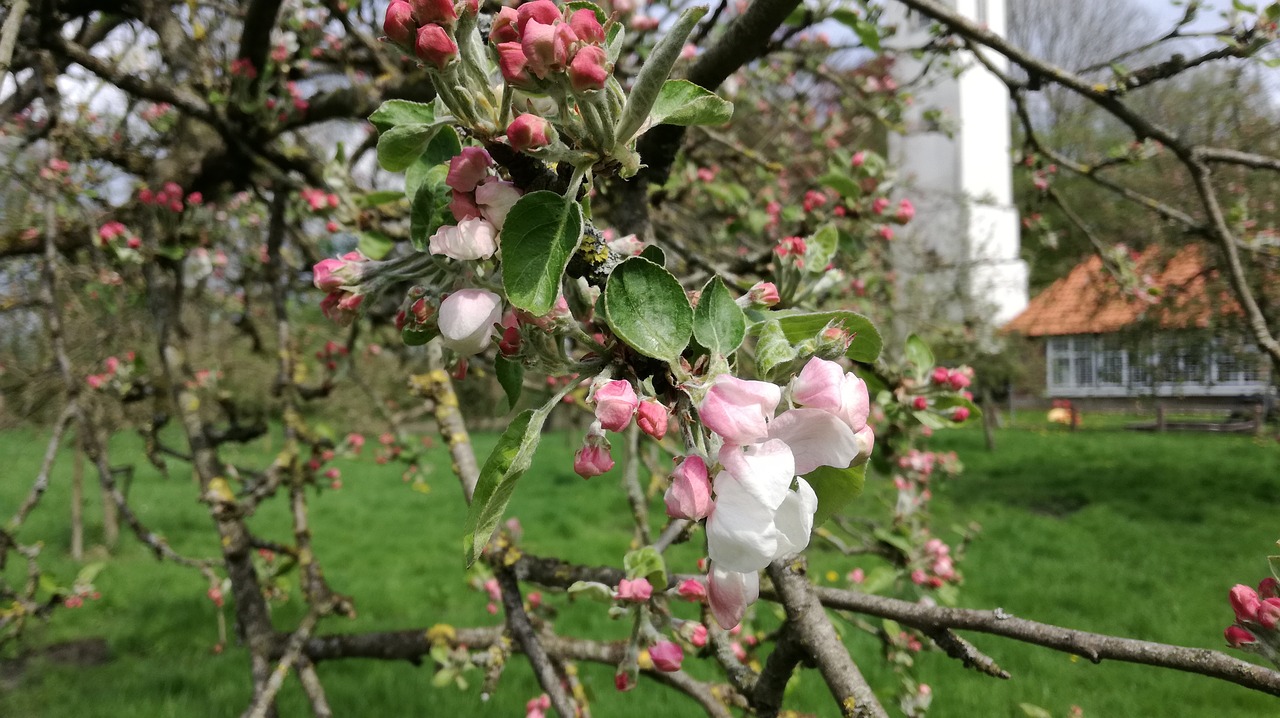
[883,0,1029,329]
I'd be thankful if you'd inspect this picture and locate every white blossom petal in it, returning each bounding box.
[717,439,795,511]
[772,478,817,558]
[706,475,779,573]
[768,408,860,475]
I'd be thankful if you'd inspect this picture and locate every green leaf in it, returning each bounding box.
[905,333,934,382]
[603,257,693,363]
[357,230,394,260]
[756,319,798,378]
[624,547,668,588]
[409,181,440,253]
[831,10,881,52]
[648,80,734,127]
[615,6,708,142]
[567,581,616,603]
[769,310,883,363]
[402,326,438,346]
[369,99,436,134]
[1018,704,1055,718]
[501,191,584,315]
[806,224,839,270]
[818,171,861,199]
[805,463,866,528]
[377,124,439,172]
[463,409,547,566]
[358,190,405,208]
[693,276,746,356]
[495,355,524,411]
[404,128,461,200]
[639,244,666,267]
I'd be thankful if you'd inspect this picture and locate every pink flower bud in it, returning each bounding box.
[911,396,928,410]
[491,6,520,42]
[895,198,915,224]
[497,42,533,86]
[1259,598,1280,629]
[383,1,416,47]
[675,578,708,602]
[410,0,457,26]
[636,399,668,439]
[792,357,871,433]
[614,672,634,692]
[1261,578,1280,599]
[746,281,780,307]
[871,196,889,215]
[521,19,576,78]
[415,24,458,69]
[438,288,502,355]
[649,641,683,672]
[574,433,614,479]
[664,456,712,520]
[948,368,971,390]
[516,0,561,33]
[689,623,708,647]
[952,407,970,422]
[1231,584,1262,623]
[1225,625,1257,647]
[569,8,606,43]
[446,146,494,193]
[507,113,553,152]
[851,151,866,167]
[568,45,609,92]
[592,379,638,431]
[931,366,950,385]
[615,577,653,602]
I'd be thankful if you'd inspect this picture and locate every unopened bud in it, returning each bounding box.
[415,24,458,69]
[507,113,553,152]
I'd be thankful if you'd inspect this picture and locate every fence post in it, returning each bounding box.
[1156,404,1166,433]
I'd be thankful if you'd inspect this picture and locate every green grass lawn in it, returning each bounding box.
[2,420,1278,717]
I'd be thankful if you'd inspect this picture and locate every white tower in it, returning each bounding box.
[883,0,1029,329]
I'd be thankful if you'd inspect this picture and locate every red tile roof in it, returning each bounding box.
[1003,245,1236,337]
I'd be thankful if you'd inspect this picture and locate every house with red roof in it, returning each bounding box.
[1004,245,1273,400]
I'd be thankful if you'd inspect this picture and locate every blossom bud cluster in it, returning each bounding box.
[97,221,141,250]
[431,146,522,261]
[383,0,477,69]
[85,352,137,391]
[905,365,975,422]
[492,1,609,93]
[1224,579,1280,665]
[138,181,201,214]
[313,251,369,326]
[891,449,961,519]
[573,378,670,478]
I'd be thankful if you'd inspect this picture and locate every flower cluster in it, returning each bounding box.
[431,147,522,259]
[137,182,200,213]
[491,1,609,93]
[96,221,141,250]
[1224,579,1280,665]
[313,251,369,326]
[85,352,137,391]
[667,357,874,628]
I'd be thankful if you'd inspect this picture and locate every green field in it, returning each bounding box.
[2,420,1278,717]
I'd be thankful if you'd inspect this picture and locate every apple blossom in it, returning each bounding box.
[790,357,870,433]
[491,6,520,42]
[664,456,712,520]
[569,8,605,44]
[429,217,498,261]
[448,190,481,221]
[591,379,638,432]
[515,0,561,33]
[438,288,502,355]
[766,409,861,475]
